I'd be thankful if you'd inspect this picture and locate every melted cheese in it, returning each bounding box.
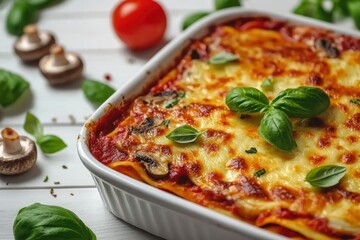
[94,19,360,239]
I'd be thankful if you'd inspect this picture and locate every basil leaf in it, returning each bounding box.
[254,168,266,177]
[37,134,67,154]
[81,80,115,106]
[0,69,30,107]
[208,52,239,65]
[225,87,269,113]
[215,0,241,10]
[350,98,360,105]
[23,112,43,139]
[258,108,296,152]
[293,0,333,22]
[270,86,330,118]
[182,12,209,30]
[348,0,360,29]
[166,125,205,143]
[260,78,274,91]
[13,203,96,240]
[165,91,186,108]
[331,0,350,17]
[305,165,346,188]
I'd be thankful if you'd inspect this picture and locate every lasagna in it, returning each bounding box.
[88,16,360,239]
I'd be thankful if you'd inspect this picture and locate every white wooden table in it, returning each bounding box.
[0,1,355,239]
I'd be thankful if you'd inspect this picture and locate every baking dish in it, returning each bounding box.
[77,8,360,240]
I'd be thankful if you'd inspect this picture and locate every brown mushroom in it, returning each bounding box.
[39,44,83,85]
[134,152,169,179]
[14,24,56,62]
[129,117,164,134]
[0,128,37,175]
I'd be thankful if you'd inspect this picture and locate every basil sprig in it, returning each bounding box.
[182,12,210,30]
[13,203,96,240]
[208,52,239,65]
[81,79,115,106]
[225,86,330,151]
[166,125,205,143]
[0,69,30,107]
[305,165,346,188]
[23,112,67,154]
[215,0,241,10]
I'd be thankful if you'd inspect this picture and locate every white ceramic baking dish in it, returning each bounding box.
[77,8,360,240]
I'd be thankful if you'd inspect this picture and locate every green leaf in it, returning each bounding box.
[305,165,346,188]
[350,98,360,105]
[225,87,269,113]
[270,86,330,118]
[208,52,239,65]
[6,0,38,36]
[81,80,116,106]
[23,112,43,139]
[0,69,30,107]
[182,12,210,30]
[254,168,266,177]
[37,134,67,154]
[215,0,241,10]
[13,203,97,240]
[258,108,296,152]
[332,0,350,17]
[165,91,186,108]
[27,0,64,9]
[166,125,205,143]
[292,0,333,22]
[163,119,170,128]
[348,0,360,29]
[260,78,274,91]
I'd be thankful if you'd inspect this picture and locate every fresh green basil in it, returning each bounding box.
[23,112,43,139]
[305,165,346,188]
[332,0,350,17]
[270,86,330,118]
[258,108,296,152]
[0,69,30,107]
[225,87,269,113]
[6,0,38,36]
[293,0,332,22]
[254,168,266,177]
[245,147,257,154]
[166,125,205,143]
[23,112,67,154]
[350,99,360,105]
[260,78,274,91]
[348,0,360,29]
[182,12,210,30]
[165,91,186,108]
[13,203,96,240]
[208,52,239,65]
[81,79,115,106]
[37,134,67,154]
[215,0,241,10]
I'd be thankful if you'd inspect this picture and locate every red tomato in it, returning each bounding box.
[112,0,167,50]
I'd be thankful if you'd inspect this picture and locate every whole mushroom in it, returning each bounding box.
[14,24,56,62]
[0,128,37,175]
[39,44,84,85]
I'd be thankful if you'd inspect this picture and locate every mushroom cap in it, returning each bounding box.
[14,25,56,62]
[39,45,84,85]
[0,136,37,175]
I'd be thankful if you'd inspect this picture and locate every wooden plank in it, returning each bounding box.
[0,188,160,240]
[0,125,95,188]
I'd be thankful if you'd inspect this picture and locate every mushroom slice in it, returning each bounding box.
[129,117,163,134]
[39,44,83,85]
[0,128,37,175]
[14,24,56,62]
[134,152,169,179]
[314,38,340,58]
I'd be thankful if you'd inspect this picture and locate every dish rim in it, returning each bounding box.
[77,8,360,240]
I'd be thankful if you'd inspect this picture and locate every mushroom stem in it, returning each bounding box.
[1,128,22,154]
[51,45,70,66]
[24,25,41,44]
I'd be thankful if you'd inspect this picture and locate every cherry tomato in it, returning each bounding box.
[112,0,167,50]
